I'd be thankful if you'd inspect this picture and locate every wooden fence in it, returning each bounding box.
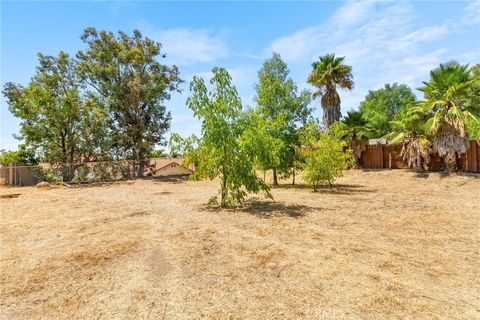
[360,140,480,172]
[0,164,40,186]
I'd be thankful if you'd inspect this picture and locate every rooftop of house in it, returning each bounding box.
[151,157,194,172]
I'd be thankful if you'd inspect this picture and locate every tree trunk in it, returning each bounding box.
[321,88,341,128]
[354,155,361,169]
[60,136,71,182]
[67,146,75,182]
[272,167,278,186]
[221,173,227,207]
[292,167,295,186]
[137,148,146,178]
[137,160,145,178]
[221,144,228,207]
[444,153,457,173]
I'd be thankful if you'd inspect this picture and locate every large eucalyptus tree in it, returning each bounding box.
[77,28,182,176]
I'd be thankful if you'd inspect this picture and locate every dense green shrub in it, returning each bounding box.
[301,124,353,191]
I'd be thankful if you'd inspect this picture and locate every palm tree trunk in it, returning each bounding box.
[322,105,336,128]
[354,155,361,169]
[444,153,457,173]
[321,88,341,128]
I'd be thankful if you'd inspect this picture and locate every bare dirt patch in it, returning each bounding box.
[1,170,479,319]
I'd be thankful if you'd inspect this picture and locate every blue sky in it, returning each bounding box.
[1,0,479,150]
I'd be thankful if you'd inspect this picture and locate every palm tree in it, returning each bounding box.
[340,111,371,168]
[387,107,432,171]
[307,54,354,128]
[417,61,478,172]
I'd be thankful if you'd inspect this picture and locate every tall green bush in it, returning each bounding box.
[300,123,353,191]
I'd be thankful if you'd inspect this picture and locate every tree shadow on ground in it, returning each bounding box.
[240,199,313,218]
[456,172,480,179]
[415,171,430,178]
[414,170,480,180]
[408,168,440,179]
[199,199,315,219]
[65,175,189,188]
[151,175,190,184]
[277,183,376,195]
[69,180,136,189]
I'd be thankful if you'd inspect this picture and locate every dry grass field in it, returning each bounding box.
[1,170,479,319]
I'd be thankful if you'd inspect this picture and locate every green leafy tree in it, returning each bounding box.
[340,111,371,168]
[77,28,182,177]
[240,109,284,182]
[3,52,108,181]
[255,53,312,185]
[417,61,479,172]
[185,67,271,207]
[359,83,416,138]
[168,133,188,158]
[168,133,200,160]
[148,149,167,158]
[0,146,38,166]
[0,150,20,166]
[307,54,353,128]
[300,123,353,191]
[387,107,432,171]
[466,64,480,139]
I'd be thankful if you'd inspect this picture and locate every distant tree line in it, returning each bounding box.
[2,27,479,205]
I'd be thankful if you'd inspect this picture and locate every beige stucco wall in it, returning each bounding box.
[154,163,192,176]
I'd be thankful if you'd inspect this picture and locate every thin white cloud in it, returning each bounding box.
[108,1,135,16]
[328,0,378,29]
[227,66,258,86]
[133,20,229,65]
[153,28,228,65]
[463,0,480,25]
[390,25,449,52]
[268,26,319,61]
[460,50,480,63]
[267,0,396,61]
[265,1,457,113]
[184,65,257,90]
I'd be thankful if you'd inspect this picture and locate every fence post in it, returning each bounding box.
[9,164,13,186]
[466,145,469,172]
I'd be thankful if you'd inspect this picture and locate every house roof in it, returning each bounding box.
[368,138,387,145]
[151,158,194,172]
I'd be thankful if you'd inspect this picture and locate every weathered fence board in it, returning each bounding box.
[0,164,39,186]
[359,140,480,172]
[360,144,384,169]
[382,145,409,169]
[466,140,479,172]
